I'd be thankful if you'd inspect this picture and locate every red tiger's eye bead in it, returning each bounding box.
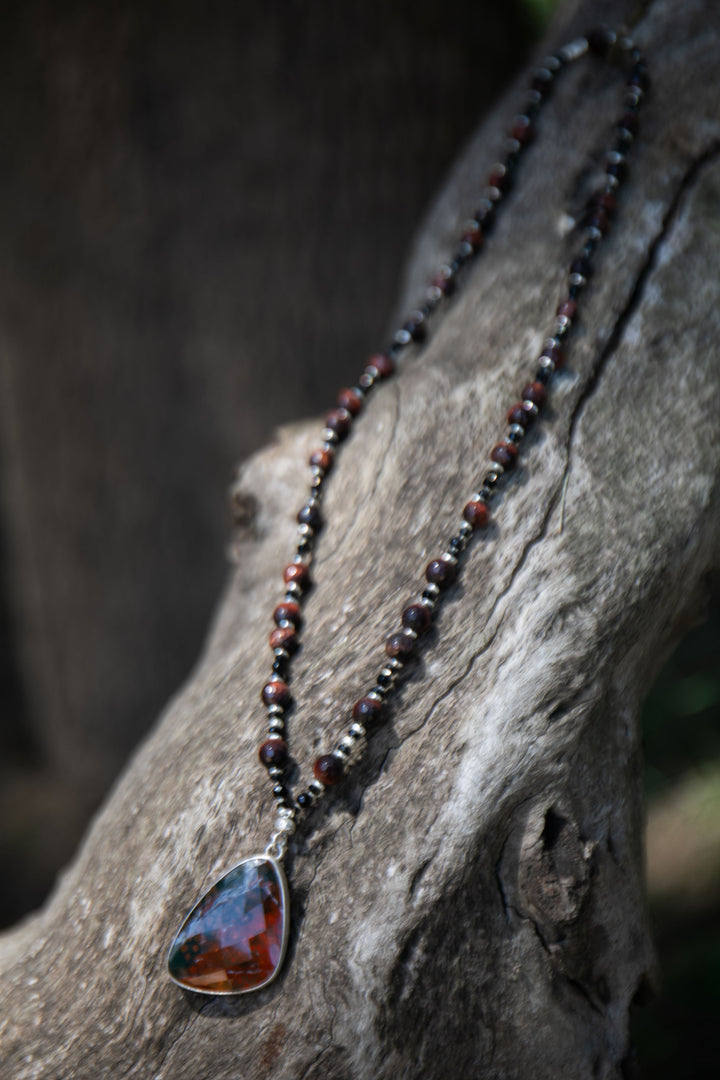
[269,626,298,651]
[508,400,537,427]
[431,271,455,295]
[425,556,457,587]
[588,208,610,234]
[463,500,490,529]
[385,631,416,658]
[325,408,353,439]
[592,191,617,214]
[274,601,302,627]
[283,563,310,587]
[521,381,547,406]
[352,696,383,725]
[310,447,334,470]
[461,227,483,252]
[543,343,566,369]
[262,680,292,707]
[556,298,577,319]
[368,353,394,379]
[402,603,432,635]
[314,754,343,786]
[259,738,288,767]
[510,117,534,144]
[491,442,518,469]
[336,387,363,416]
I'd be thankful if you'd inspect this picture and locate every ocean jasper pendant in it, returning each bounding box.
[167,855,289,994]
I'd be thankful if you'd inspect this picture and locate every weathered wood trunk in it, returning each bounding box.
[1,1,719,1077]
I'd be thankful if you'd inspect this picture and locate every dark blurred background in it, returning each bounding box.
[0,1,716,1076]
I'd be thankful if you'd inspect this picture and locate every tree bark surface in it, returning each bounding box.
[2,1,720,1078]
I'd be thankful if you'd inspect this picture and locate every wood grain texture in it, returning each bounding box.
[1,1,720,1077]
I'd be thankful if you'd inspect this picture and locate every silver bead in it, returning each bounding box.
[268,765,283,780]
[423,582,440,600]
[274,647,290,661]
[349,722,366,739]
[394,328,412,346]
[569,272,586,288]
[267,703,285,717]
[334,744,351,762]
[379,666,396,682]
[386,657,404,673]
[537,357,555,376]
[558,37,589,62]
[441,552,458,566]
[366,692,382,704]
[509,424,525,440]
[298,523,314,539]
[338,736,355,755]
[309,779,326,797]
[542,55,562,72]
[426,284,443,305]
[459,521,473,540]
[487,462,504,479]
[321,428,339,444]
[273,815,296,836]
[284,581,302,599]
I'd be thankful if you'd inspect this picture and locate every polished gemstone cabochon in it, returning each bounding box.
[167,855,289,994]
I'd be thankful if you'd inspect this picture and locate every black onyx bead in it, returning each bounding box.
[571,255,593,278]
[586,26,615,56]
[483,471,500,488]
[297,792,313,809]
[272,657,288,676]
[377,671,393,688]
[402,603,432,634]
[448,537,463,555]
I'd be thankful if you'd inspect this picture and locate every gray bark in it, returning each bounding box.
[1,0,720,1077]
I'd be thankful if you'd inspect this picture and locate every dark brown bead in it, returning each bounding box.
[284,563,310,588]
[431,271,455,295]
[593,191,617,214]
[297,503,322,529]
[507,400,537,427]
[336,388,363,416]
[310,447,334,471]
[488,164,511,192]
[461,227,483,252]
[542,342,566,369]
[259,738,288,767]
[385,631,416,659]
[463,500,490,529]
[556,298,578,319]
[510,117,534,144]
[274,601,302,627]
[521,381,547,406]
[261,680,292,707]
[314,754,343,786]
[402,603,432,635]
[491,442,518,469]
[368,352,395,379]
[425,556,457,587]
[269,626,298,651]
[352,695,382,725]
[325,407,353,439]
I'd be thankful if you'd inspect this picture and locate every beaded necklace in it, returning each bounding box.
[167,25,648,996]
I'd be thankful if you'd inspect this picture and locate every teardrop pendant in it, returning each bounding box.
[167,855,289,994]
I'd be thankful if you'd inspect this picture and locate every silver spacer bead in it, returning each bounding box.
[321,428,339,444]
[273,814,296,836]
[569,272,586,288]
[337,735,355,756]
[394,328,412,346]
[542,54,562,72]
[284,581,302,599]
[555,313,572,330]
[487,462,504,479]
[366,692,382,705]
[378,666,396,682]
[522,399,540,417]
[268,765,284,780]
[349,722,366,739]
[486,186,502,203]
[386,657,404,673]
[267,703,285,717]
[505,137,521,156]
[423,582,440,600]
[426,284,443,305]
[509,424,525,440]
[274,647,290,661]
[298,523,314,539]
[441,552,458,566]
[537,357,555,377]
[334,744,351,762]
[309,779,326,797]
[458,520,474,540]
[558,37,589,63]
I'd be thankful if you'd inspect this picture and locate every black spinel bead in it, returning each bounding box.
[483,471,500,488]
[508,428,523,444]
[421,588,437,603]
[272,657,288,676]
[297,538,312,556]
[535,367,552,384]
[371,684,388,698]
[377,672,393,688]
[448,537,463,555]
[297,792,313,809]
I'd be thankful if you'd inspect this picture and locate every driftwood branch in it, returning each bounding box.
[2,1,720,1077]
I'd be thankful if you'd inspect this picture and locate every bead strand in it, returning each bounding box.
[256,31,646,820]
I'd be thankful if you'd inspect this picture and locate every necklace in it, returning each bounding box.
[166,25,648,996]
